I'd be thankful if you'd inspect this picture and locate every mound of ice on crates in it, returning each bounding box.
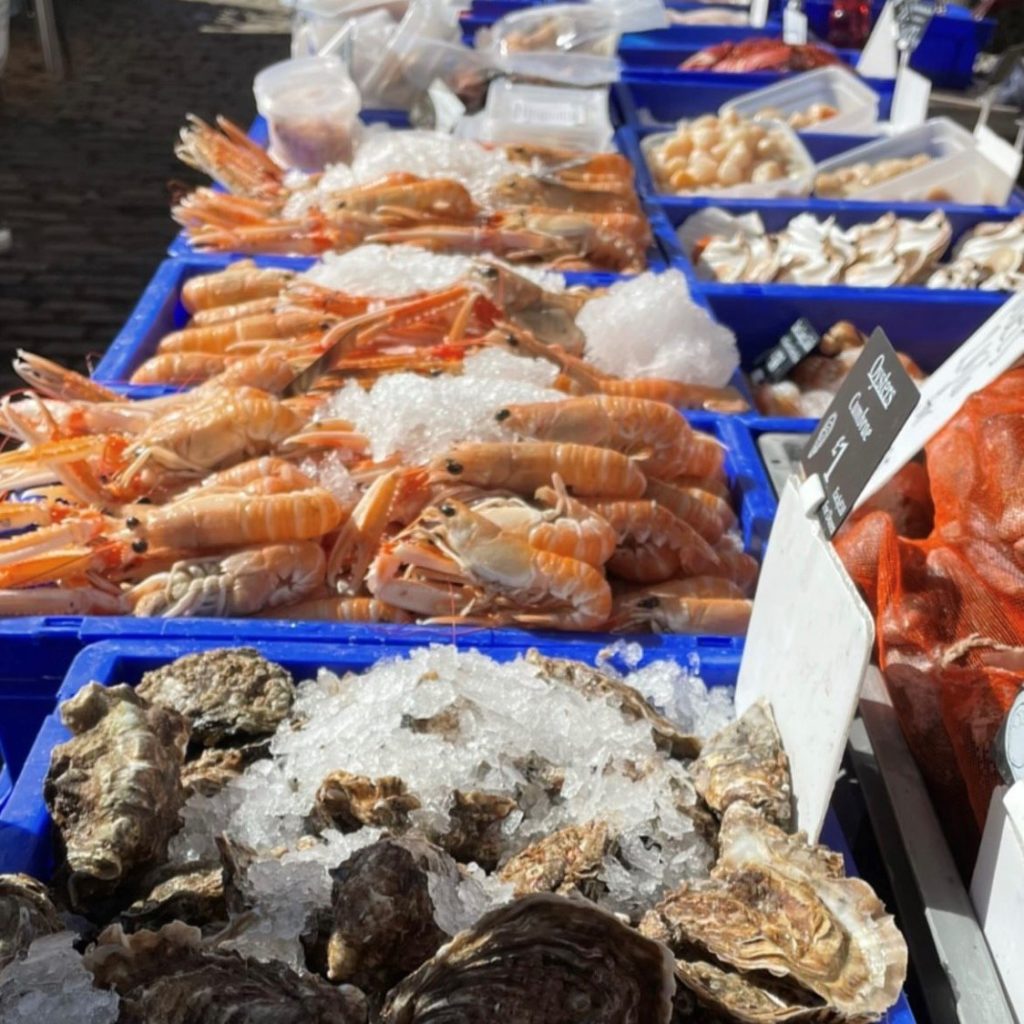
[578,269,739,387]
[167,646,731,965]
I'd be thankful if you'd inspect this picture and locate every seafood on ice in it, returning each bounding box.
[684,207,954,287]
[0,645,908,1023]
[753,320,927,418]
[680,37,842,73]
[643,110,810,196]
[171,117,652,272]
[0,261,751,633]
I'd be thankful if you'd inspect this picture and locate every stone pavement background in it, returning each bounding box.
[0,0,290,393]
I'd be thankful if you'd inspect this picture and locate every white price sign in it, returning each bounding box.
[891,60,931,128]
[749,0,770,28]
[783,7,808,44]
[857,0,899,79]
[737,476,874,840]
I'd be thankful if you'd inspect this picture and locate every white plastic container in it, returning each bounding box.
[812,117,1015,205]
[720,67,880,136]
[254,56,362,172]
[641,118,815,199]
[461,80,614,152]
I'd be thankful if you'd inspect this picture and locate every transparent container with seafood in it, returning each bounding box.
[253,56,361,172]
[642,111,815,200]
[812,117,1015,205]
[718,67,880,136]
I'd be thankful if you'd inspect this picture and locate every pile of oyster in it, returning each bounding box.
[687,207,953,287]
[926,214,1024,292]
[0,646,907,1023]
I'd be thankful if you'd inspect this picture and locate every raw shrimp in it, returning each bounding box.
[429,441,647,498]
[423,498,612,630]
[181,261,296,313]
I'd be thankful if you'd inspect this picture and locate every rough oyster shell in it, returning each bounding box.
[118,866,226,934]
[136,647,293,747]
[0,874,63,970]
[671,958,829,1022]
[498,820,614,898]
[381,894,676,1024]
[526,650,702,759]
[439,789,518,870]
[326,837,462,994]
[84,921,367,1023]
[45,683,189,910]
[691,699,792,828]
[640,802,906,1019]
[311,771,421,834]
[181,740,271,798]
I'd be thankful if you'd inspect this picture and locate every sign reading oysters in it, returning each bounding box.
[802,329,920,538]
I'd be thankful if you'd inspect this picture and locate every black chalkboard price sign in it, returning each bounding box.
[801,328,921,538]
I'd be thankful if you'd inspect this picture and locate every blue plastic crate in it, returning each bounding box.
[0,635,914,1024]
[615,71,895,126]
[617,123,1024,219]
[0,410,772,681]
[804,0,994,91]
[619,38,860,73]
[657,194,1022,303]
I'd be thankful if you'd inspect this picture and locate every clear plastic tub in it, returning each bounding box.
[813,118,1015,206]
[641,116,814,199]
[719,67,880,136]
[253,56,361,171]
[460,80,615,151]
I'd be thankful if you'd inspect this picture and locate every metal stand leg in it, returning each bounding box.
[33,0,63,78]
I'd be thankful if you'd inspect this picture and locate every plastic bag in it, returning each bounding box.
[836,369,1024,871]
[290,0,408,58]
[477,0,667,87]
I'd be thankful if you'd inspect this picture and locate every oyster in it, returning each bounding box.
[84,921,367,1023]
[136,647,293,747]
[326,837,461,993]
[640,803,906,1020]
[498,820,614,899]
[526,650,702,759]
[0,874,63,970]
[310,770,421,833]
[381,894,676,1024]
[691,699,792,828]
[45,683,189,910]
[440,789,518,870]
[181,740,271,798]
[118,866,226,933]
[400,696,475,742]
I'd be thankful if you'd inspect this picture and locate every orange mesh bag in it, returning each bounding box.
[836,368,1024,868]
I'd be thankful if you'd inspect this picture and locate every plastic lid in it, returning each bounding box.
[253,55,361,118]
[462,79,613,151]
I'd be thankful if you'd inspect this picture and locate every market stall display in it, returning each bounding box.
[4,3,1024,1017]
[0,643,909,1022]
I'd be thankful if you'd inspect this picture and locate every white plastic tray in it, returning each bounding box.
[641,118,814,200]
[813,117,1015,206]
[720,67,880,137]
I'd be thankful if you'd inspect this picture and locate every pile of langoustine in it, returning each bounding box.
[0,261,757,633]
[171,116,653,272]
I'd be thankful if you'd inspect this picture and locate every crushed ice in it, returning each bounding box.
[577,269,740,387]
[321,347,564,463]
[168,645,735,963]
[0,933,119,1024]
[301,244,565,297]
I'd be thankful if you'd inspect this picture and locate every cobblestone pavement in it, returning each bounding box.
[0,0,290,391]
